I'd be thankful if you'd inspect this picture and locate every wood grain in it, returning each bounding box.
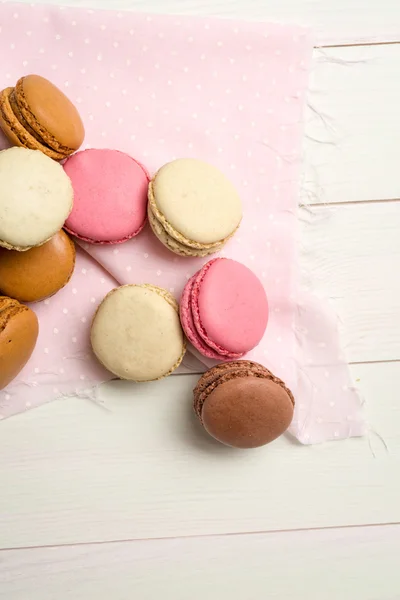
[1,525,399,600]
[0,361,398,549]
[304,44,400,204]
[301,200,400,363]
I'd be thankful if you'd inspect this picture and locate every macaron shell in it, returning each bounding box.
[180,275,230,360]
[192,258,269,355]
[150,158,242,247]
[193,360,276,418]
[0,300,39,390]
[91,284,186,382]
[0,87,66,161]
[0,88,26,146]
[148,205,221,257]
[201,377,294,448]
[191,261,243,359]
[0,147,73,251]
[15,75,85,153]
[64,149,149,244]
[0,230,76,303]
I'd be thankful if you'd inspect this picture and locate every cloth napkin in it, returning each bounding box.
[0,2,365,444]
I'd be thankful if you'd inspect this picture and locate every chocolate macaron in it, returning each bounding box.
[0,75,84,160]
[0,297,39,390]
[193,361,294,448]
[0,230,76,303]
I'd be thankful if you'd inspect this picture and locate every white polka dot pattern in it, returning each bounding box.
[0,4,364,443]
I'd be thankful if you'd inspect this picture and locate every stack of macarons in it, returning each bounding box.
[0,72,294,449]
[0,144,77,388]
[0,145,76,388]
[0,74,85,390]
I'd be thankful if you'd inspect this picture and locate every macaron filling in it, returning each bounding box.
[0,88,66,161]
[9,88,49,146]
[180,275,235,360]
[15,76,84,155]
[148,159,242,255]
[148,203,224,257]
[180,258,269,360]
[149,184,229,251]
[190,260,243,358]
[193,361,293,421]
[193,361,295,448]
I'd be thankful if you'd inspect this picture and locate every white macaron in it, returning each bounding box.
[0,147,73,251]
[91,284,186,382]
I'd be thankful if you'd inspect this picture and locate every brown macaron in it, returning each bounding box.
[193,361,294,449]
[0,230,76,303]
[0,297,39,390]
[0,75,84,160]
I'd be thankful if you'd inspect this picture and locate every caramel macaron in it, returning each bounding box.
[0,74,84,160]
[0,230,76,303]
[0,297,39,390]
[193,361,294,449]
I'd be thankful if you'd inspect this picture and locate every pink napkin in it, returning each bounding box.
[0,3,365,443]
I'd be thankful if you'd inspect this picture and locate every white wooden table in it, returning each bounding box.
[1,1,400,598]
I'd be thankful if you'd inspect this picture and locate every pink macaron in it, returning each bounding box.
[63,148,149,244]
[180,258,269,360]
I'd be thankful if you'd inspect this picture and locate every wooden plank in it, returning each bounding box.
[0,361,398,549]
[301,200,400,363]
[33,0,400,45]
[304,44,400,204]
[1,525,399,600]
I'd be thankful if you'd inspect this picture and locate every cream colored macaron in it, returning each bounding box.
[91,284,186,382]
[148,158,242,256]
[0,147,73,251]
[147,203,224,257]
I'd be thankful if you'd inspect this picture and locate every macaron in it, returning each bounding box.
[0,230,76,303]
[91,284,186,382]
[0,75,84,160]
[64,149,149,244]
[148,158,242,257]
[193,361,295,448]
[0,147,73,251]
[0,296,39,391]
[180,258,269,360]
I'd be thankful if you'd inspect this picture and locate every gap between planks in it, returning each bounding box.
[304,197,400,208]
[1,520,399,554]
[318,40,400,49]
